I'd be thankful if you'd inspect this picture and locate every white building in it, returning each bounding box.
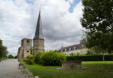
[59,43,88,56]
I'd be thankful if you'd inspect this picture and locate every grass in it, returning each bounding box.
[23,61,113,78]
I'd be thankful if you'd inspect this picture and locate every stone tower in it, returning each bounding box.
[18,38,32,60]
[33,12,44,53]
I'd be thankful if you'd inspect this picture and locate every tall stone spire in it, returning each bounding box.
[34,11,44,39]
[33,11,44,53]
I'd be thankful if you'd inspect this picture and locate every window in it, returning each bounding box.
[65,49,67,52]
[71,47,74,50]
[67,48,69,51]
[62,49,65,52]
[27,40,30,43]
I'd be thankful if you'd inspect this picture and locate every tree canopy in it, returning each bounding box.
[81,0,113,33]
[81,0,113,53]
[0,39,8,59]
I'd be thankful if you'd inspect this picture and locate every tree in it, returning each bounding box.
[81,0,113,33]
[8,55,14,58]
[81,0,113,53]
[0,39,8,59]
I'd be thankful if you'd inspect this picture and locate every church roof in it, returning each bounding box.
[60,43,83,50]
[34,11,44,39]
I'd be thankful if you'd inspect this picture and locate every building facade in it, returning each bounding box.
[18,38,32,60]
[59,43,88,56]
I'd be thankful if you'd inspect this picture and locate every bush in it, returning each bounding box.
[34,52,42,64]
[40,51,66,66]
[8,55,14,58]
[14,56,17,59]
[67,55,113,61]
[24,54,34,65]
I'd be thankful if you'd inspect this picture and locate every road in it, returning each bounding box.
[0,59,32,78]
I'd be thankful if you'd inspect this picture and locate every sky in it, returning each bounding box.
[0,0,84,56]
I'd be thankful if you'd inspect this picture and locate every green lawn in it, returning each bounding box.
[23,61,113,78]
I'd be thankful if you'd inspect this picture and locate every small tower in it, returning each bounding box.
[33,11,44,53]
[18,38,32,60]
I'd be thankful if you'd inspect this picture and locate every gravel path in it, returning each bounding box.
[0,59,33,78]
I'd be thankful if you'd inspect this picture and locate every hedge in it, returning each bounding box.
[67,55,113,61]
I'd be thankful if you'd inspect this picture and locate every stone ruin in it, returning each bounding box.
[57,60,87,70]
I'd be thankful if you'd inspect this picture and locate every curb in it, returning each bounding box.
[19,63,34,78]
[35,76,39,78]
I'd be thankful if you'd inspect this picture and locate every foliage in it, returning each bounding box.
[24,54,34,65]
[8,55,14,58]
[82,32,113,53]
[0,39,8,59]
[81,0,113,53]
[81,0,113,32]
[67,55,113,61]
[23,61,113,78]
[40,51,66,66]
[34,52,42,64]
[86,50,94,55]
[14,56,17,59]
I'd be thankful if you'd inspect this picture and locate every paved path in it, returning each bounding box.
[0,59,32,78]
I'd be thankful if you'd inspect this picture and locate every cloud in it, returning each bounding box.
[0,0,34,55]
[0,0,83,56]
[37,0,84,50]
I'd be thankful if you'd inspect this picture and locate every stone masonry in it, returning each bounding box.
[18,38,32,60]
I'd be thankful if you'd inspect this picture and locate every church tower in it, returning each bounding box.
[33,12,44,53]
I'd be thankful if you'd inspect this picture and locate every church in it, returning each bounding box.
[18,12,44,60]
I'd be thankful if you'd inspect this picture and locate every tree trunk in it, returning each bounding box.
[103,54,105,61]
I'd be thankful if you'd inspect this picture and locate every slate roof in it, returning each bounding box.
[34,11,44,39]
[60,43,82,50]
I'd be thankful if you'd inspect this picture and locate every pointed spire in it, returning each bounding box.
[34,11,44,39]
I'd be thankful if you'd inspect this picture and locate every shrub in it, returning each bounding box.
[24,54,34,65]
[34,52,42,64]
[67,55,113,61]
[14,56,17,59]
[8,55,14,58]
[40,51,66,66]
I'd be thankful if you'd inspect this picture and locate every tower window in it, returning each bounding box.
[27,40,30,43]
[27,51,29,53]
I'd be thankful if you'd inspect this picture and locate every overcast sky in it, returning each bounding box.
[0,0,84,56]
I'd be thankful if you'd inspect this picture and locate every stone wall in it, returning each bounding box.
[33,39,44,53]
[18,47,23,60]
[62,61,82,70]
[18,38,32,60]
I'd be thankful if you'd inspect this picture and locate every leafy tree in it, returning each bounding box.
[0,40,2,59]
[81,0,113,53]
[14,56,17,59]
[8,55,14,58]
[81,0,113,33]
[0,39,8,59]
